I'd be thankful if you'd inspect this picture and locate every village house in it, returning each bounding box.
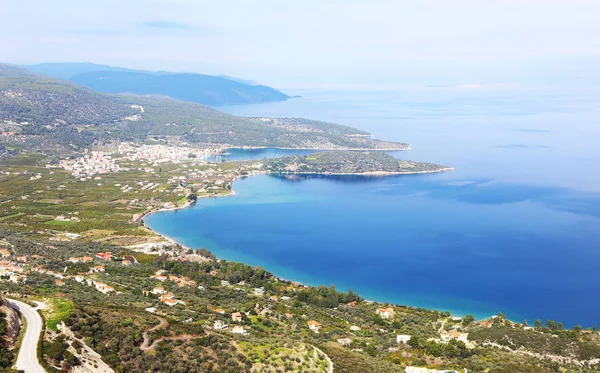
[95,282,115,294]
[214,308,226,315]
[440,331,469,344]
[376,307,394,319]
[231,312,244,322]
[16,256,27,263]
[0,249,11,258]
[96,252,113,261]
[337,338,352,346]
[90,265,105,273]
[214,320,228,330]
[152,286,166,295]
[55,279,65,286]
[350,325,361,331]
[397,335,411,344]
[308,320,322,332]
[254,287,265,296]
[231,326,248,335]
[163,298,185,307]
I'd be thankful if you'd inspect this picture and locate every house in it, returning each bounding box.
[152,287,166,295]
[337,338,352,346]
[74,275,84,283]
[55,280,65,286]
[122,260,132,266]
[81,256,93,263]
[96,252,113,261]
[164,299,184,307]
[270,295,279,302]
[397,335,411,344]
[284,313,293,318]
[350,325,361,331]
[347,301,358,308]
[231,326,248,335]
[95,282,115,294]
[90,265,105,273]
[308,320,322,332]
[69,257,81,263]
[221,280,230,287]
[16,256,27,263]
[160,293,175,302]
[214,308,226,314]
[214,320,228,330]
[198,285,206,291]
[231,312,244,322]
[480,320,493,328]
[441,331,469,344]
[254,287,265,296]
[376,307,394,319]
[0,249,10,258]
[154,275,167,282]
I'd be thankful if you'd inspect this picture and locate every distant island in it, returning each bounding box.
[22,62,289,106]
[262,151,452,175]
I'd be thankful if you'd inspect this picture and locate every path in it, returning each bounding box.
[8,298,47,373]
[139,316,204,351]
[313,346,334,373]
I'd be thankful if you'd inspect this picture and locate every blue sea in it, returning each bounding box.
[145,87,600,327]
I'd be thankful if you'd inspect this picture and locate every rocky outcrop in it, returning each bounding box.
[0,296,21,348]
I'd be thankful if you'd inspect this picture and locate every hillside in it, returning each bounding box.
[263,151,450,175]
[0,64,409,153]
[23,62,290,106]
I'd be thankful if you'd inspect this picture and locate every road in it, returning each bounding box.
[7,299,47,373]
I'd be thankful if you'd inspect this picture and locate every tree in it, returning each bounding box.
[534,319,542,328]
[574,325,582,333]
[463,314,475,326]
[408,335,420,348]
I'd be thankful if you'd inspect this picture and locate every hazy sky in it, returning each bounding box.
[2,0,600,88]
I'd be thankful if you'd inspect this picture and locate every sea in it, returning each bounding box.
[145,86,600,327]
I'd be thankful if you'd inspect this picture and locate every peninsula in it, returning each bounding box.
[262,151,452,175]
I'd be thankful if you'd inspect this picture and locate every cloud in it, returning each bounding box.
[142,20,195,30]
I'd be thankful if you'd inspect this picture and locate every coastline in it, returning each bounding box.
[264,167,454,176]
[218,144,412,151]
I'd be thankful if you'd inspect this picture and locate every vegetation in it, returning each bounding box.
[0,64,408,155]
[263,151,450,174]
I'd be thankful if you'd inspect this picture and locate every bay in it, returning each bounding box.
[145,87,600,327]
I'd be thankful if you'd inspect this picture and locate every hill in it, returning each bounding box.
[22,62,289,106]
[70,71,289,106]
[0,65,409,154]
[263,151,450,175]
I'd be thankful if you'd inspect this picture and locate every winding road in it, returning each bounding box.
[7,298,46,373]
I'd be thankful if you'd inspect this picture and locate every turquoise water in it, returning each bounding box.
[146,87,600,326]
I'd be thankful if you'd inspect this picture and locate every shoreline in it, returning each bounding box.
[215,145,412,151]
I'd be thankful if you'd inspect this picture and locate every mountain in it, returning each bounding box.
[21,62,289,106]
[0,64,409,154]
[21,62,142,80]
[69,71,290,106]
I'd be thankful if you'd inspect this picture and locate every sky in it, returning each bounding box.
[2,0,600,88]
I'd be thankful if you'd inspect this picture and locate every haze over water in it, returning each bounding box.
[146,87,600,327]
